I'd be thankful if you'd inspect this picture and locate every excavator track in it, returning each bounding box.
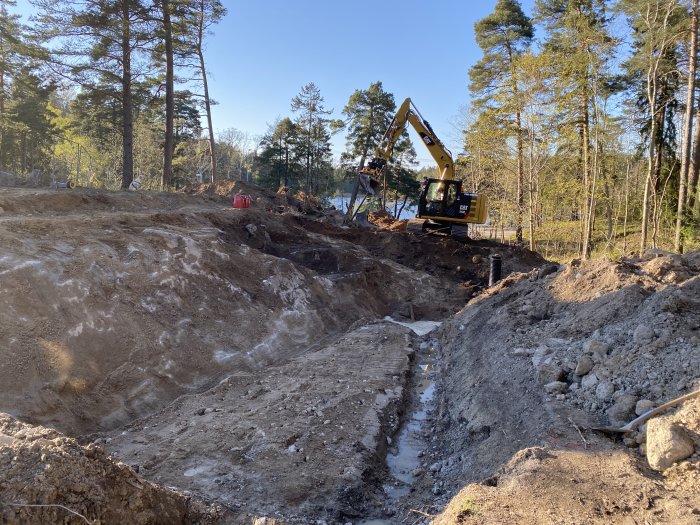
[406,218,426,233]
[450,225,469,240]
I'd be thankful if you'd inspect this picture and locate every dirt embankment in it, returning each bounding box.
[427,251,700,524]
[0,183,547,523]
[0,414,222,524]
[0,187,447,434]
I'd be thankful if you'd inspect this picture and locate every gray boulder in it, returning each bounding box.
[536,363,566,385]
[574,356,594,376]
[646,419,695,471]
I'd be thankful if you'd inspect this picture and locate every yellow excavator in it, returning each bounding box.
[360,97,487,238]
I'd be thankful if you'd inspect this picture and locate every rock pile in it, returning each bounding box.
[495,250,700,470]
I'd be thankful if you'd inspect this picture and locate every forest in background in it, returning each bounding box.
[0,0,698,259]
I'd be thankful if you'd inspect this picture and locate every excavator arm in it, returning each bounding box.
[361,98,455,185]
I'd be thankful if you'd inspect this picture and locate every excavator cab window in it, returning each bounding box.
[426,182,444,202]
[445,184,460,217]
[447,184,457,203]
[422,179,463,218]
[425,182,445,215]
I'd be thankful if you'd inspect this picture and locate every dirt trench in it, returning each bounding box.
[0,184,545,523]
[4,184,699,524]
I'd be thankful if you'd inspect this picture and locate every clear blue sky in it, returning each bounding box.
[206,0,536,162]
[16,0,538,164]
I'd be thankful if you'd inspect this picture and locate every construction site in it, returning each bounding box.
[0,182,698,524]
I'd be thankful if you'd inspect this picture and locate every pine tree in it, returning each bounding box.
[190,0,225,183]
[290,82,333,193]
[470,0,534,243]
[34,0,154,188]
[675,0,698,252]
[255,118,302,190]
[1,68,56,174]
[0,0,38,170]
[340,81,397,216]
[535,0,614,257]
[157,0,225,185]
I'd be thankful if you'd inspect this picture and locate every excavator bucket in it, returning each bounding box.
[358,174,382,195]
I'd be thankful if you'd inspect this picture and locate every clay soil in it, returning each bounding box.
[0,182,698,524]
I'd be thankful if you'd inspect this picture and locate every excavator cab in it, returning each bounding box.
[420,179,474,218]
[414,178,488,237]
[422,180,461,217]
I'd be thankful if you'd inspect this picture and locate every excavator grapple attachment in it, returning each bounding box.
[358,174,382,195]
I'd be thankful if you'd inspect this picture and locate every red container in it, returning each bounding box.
[233,194,251,208]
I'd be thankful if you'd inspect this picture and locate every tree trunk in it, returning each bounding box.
[197,0,217,183]
[601,142,613,241]
[121,0,134,189]
[651,110,665,248]
[675,0,698,252]
[623,159,630,255]
[345,138,372,218]
[581,88,593,259]
[397,195,408,219]
[161,0,174,189]
[528,128,536,252]
[641,66,660,252]
[76,144,81,185]
[640,153,653,254]
[688,105,700,211]
[516,109,524,243]
[505,43,524,243]
[0,68,5,167]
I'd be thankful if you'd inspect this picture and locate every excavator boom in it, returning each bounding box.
[361,98,454,183]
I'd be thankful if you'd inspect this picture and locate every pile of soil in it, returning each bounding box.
[423,250,700,523]
[0,414,220,524]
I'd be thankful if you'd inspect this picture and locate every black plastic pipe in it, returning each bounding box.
[489,254,502,286]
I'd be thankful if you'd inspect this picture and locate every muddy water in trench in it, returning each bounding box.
[384,364,436,499]
[372,319,440,519]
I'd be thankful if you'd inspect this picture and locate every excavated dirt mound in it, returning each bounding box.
[0,414,221,524]
[433,439,700,525]
[0,188,460,434]
[0,183,546,523]
[423,251,700,523]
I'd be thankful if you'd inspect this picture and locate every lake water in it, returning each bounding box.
[328,194,418,219]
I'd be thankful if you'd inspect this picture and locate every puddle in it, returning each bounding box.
[383,353,436,502]
[383,316,441,336]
